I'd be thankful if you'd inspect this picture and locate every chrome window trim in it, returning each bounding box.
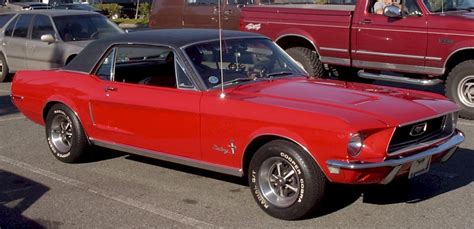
[90,138,243,177]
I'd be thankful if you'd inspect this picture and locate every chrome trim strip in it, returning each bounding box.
[427,32,474,37]
[358,71,443,86]
[355,50,425,60]
[326,131,464,170]
[353,60,444,75]
[426,56,442,61]
[90,139,243,177]
[246,20,349,29]
[320,56,350,66]
[319,47,348,53]
[352,27,426,34]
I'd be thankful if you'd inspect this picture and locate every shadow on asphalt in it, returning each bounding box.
[0,95,19,117]
[0,170,50,228]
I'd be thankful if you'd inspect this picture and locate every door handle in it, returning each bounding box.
[104,86,117,92]
[360,19,372,24]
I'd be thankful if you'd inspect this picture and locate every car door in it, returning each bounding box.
[352,0,428,74]
[183,0,219,29]
[2,14,33,71]
[26,14,62,70]
[89,45,202,159]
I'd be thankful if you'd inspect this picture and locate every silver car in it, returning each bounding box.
[0,10,124,82]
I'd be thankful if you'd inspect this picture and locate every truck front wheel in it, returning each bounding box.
[285,47,325,78]
[446,60,474,120]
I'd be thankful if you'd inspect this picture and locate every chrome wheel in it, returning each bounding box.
[50,114,73,153]
[257,156,300,208]
[458,75,474,108]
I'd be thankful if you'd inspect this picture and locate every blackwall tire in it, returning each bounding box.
[45,104,90,163]
[285,47,325,78]
[0,53,9,82]
[248,140,327,220]
[446,60,474,120]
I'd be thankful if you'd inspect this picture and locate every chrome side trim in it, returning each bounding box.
[255,21,349,29]
[353,60,444,75]
[320,56,351,66]
[426,56,442,61]
[88,102,95,126]
[326,131,464,170]
[358,70,443,86]
[352,27,426,34]
[428,32,474,37]
[319,47,348,53]
[355,50,425,60]
[90,139,244,177]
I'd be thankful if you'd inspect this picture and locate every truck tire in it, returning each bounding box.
[0,53,9,82]
[285,47,325,78]
[446,60,474,120]
[248,140,327,220]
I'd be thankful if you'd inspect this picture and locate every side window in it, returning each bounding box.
[0,14,15,28]
[12,14,34,38]
[113,46,180,89]
[96,49,116,81]
[186,0,218,5]
[176,61,195,89]
[31,15,56,40]
[4,16,18,37]
[228,0,254,4]
[370,0,421,16]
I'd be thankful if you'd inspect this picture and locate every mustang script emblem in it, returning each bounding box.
[409,122,428,137]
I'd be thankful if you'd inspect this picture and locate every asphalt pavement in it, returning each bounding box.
[0,81,473,228]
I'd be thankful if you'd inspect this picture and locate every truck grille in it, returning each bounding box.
[388,113,455,155]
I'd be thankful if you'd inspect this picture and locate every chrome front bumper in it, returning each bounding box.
[326,130,464,184]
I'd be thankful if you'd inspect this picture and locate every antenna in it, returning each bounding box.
[217,0,226,99]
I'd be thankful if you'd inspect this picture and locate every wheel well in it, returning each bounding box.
[43,101,63,122]
[242,135,308,177]
[276,36,316,51]
[445,49,474,76]
[65,54,77,65]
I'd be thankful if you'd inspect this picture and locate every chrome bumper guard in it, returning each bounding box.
[326,131,464,184]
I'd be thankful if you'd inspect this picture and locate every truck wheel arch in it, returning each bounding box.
[444,47,474,75]
[275,34,320,55]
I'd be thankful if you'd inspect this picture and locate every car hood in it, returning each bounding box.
[229,78,458,128]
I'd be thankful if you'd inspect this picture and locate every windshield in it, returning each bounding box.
[10,0,42,2]
[53,15,123,42]
[424,0,474,12]
[184,38,307,89]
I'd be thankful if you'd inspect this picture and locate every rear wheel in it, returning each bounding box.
[45,104,90,163]
[0,53,9,82]
[446,60,474,120]
[285,47,325,78]
[248,140,327,220]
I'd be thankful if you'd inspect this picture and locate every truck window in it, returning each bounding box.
[228,0,255,4]
[186,0,218,5]
[370,0,421,16]
[260,0,356,4]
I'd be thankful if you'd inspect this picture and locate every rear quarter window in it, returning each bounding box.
[0,14,15,29]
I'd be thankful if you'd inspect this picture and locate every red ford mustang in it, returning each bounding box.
[11,29,464,220]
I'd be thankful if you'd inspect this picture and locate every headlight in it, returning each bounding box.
[348,133,364,157]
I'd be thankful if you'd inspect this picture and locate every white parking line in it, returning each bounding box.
[0,155,220,229]
[0,116,25,122]
[458,121,474,127]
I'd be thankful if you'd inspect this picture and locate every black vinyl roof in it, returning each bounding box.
[65,29,267,74]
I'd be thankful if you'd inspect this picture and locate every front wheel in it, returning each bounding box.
[248,140,327,220]
[446,60,474,120]
[45,104,90,163]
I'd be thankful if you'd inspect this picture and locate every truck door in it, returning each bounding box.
[183,0,218,29]
[352,0,428,74]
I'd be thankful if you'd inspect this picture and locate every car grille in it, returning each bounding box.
[388,113,456,155]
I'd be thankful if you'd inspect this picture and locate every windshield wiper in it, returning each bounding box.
[265,71,295,77]
[213,77,255,88]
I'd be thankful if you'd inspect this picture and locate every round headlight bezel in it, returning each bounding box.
[347,133,364,158]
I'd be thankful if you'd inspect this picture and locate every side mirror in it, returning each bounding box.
[383,5,402,18]
[40,34,55,43]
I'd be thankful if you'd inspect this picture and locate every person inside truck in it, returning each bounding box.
[373,0,400,14]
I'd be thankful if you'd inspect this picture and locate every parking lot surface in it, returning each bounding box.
[1,81,473,228]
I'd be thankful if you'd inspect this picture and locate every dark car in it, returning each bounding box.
[0,10,124,82]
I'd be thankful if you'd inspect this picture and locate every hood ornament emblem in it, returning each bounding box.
[410,122,428,137]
